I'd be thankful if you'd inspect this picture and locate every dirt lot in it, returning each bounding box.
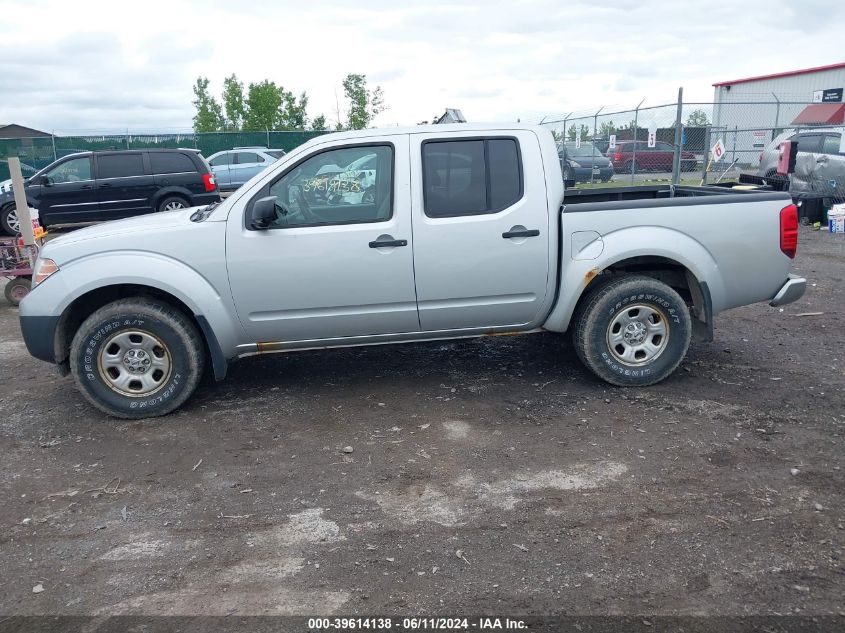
[0,228,843,618]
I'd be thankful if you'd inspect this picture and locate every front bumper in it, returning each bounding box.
[573,167,614,182]
[769,274,807,307]
[19,314,60,364]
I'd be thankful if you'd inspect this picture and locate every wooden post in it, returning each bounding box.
[8,157,35,246]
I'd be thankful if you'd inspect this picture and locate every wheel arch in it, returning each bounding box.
[53,283,229,381]
[152,187,193,209]
[544,228,722,342]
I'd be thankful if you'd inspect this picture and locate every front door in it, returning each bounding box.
[226,135,419,343]
[36,156,98,225]
[409,131,550,331]
[94,152,156,219]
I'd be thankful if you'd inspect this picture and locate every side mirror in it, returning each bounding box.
[248,195,277,230]
[35,174,50,186]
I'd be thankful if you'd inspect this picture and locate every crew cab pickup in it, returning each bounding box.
[18,124,806,419]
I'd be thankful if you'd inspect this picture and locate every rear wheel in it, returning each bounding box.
[572,275,691,386]
[69,298,205,419]
[157,196,189,213]
[1,205,20,235]
[4,277,31,305]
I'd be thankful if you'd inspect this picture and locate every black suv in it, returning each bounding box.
[0,149,221,235]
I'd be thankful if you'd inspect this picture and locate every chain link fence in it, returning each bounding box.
[0,130,329,180]
[539,95,845,214]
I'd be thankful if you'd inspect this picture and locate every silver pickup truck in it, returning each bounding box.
[18,124,806,419]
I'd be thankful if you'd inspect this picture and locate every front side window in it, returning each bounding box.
[264,144,393,228]
[236,152,260,164]
[97,153,145,179]
[422,138,521,218]
[796,134,822,153]
[46,157,92,183]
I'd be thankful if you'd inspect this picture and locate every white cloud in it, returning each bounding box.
[0,0,842,132]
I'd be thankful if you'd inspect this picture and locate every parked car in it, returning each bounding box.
[19,124,804,419]
[206,147,286,191]
[558,142,614,183]
[757,129,845,200]
[0,149,220,235]
[608,140,698,173]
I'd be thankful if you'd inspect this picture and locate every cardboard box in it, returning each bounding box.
[829,203,845,234]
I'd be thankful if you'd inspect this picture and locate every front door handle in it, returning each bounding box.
[502,229,540,239]
[99,183,112,189]
[369,237,408,248]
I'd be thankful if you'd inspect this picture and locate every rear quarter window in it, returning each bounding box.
[150,152,197,174]
[97,153,145,179]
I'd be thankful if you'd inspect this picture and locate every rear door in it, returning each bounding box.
[409,130,550,331]
[230,151,263,186]
[35,156,97,225]
[95,152,155,219]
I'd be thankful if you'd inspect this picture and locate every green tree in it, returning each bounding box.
[566,124,591,142]
[310,114,328,131]
[221,74,246,131]
[599,120,616,136]
[243,80,284,131]
[192,76,224,133]
[686,109,710,126]
[342,73,386,129]
[280,91,309,130]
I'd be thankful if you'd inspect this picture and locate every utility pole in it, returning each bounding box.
[671,87,684,186]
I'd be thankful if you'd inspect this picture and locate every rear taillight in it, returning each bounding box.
[202,173,216,192]
[780,203,798,258]
[614,152,622,161]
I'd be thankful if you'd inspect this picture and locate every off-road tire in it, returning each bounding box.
[69,298,204,419]
[572,275,691,387]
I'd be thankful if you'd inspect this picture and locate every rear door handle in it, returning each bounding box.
[502,229,540,239]
[369,238,408,248]
[99,183,112,188]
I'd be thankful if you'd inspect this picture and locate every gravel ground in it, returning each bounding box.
[0,227,843,618]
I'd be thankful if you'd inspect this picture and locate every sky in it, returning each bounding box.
[0,0,843,133]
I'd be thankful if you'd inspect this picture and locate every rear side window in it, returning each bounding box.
[821,134,843,155]
[97,153,145,179]
[209,153,231,167]
[236,152,260,164]
[422,137,522,218]
[150,152,196,174]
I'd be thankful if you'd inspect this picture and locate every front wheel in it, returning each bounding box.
[572,275,691,386]
[1,205,21,235]
[69,298,205,419]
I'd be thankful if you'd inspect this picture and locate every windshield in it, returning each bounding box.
[563,143,601,157]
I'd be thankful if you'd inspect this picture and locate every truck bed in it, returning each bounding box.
[561,183,787,208]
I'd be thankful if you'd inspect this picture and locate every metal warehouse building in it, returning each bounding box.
[711,62,845,165]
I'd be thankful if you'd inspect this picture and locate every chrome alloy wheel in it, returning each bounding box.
[97,330,172,396]
[606,303,669,366]
[7,207,21,233]
[163,200,186,211]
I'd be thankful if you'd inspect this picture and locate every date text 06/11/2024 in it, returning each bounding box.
[306,617,529,630]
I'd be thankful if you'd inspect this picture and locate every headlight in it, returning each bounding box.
[570,161,582,168]
[33,258,59,286]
